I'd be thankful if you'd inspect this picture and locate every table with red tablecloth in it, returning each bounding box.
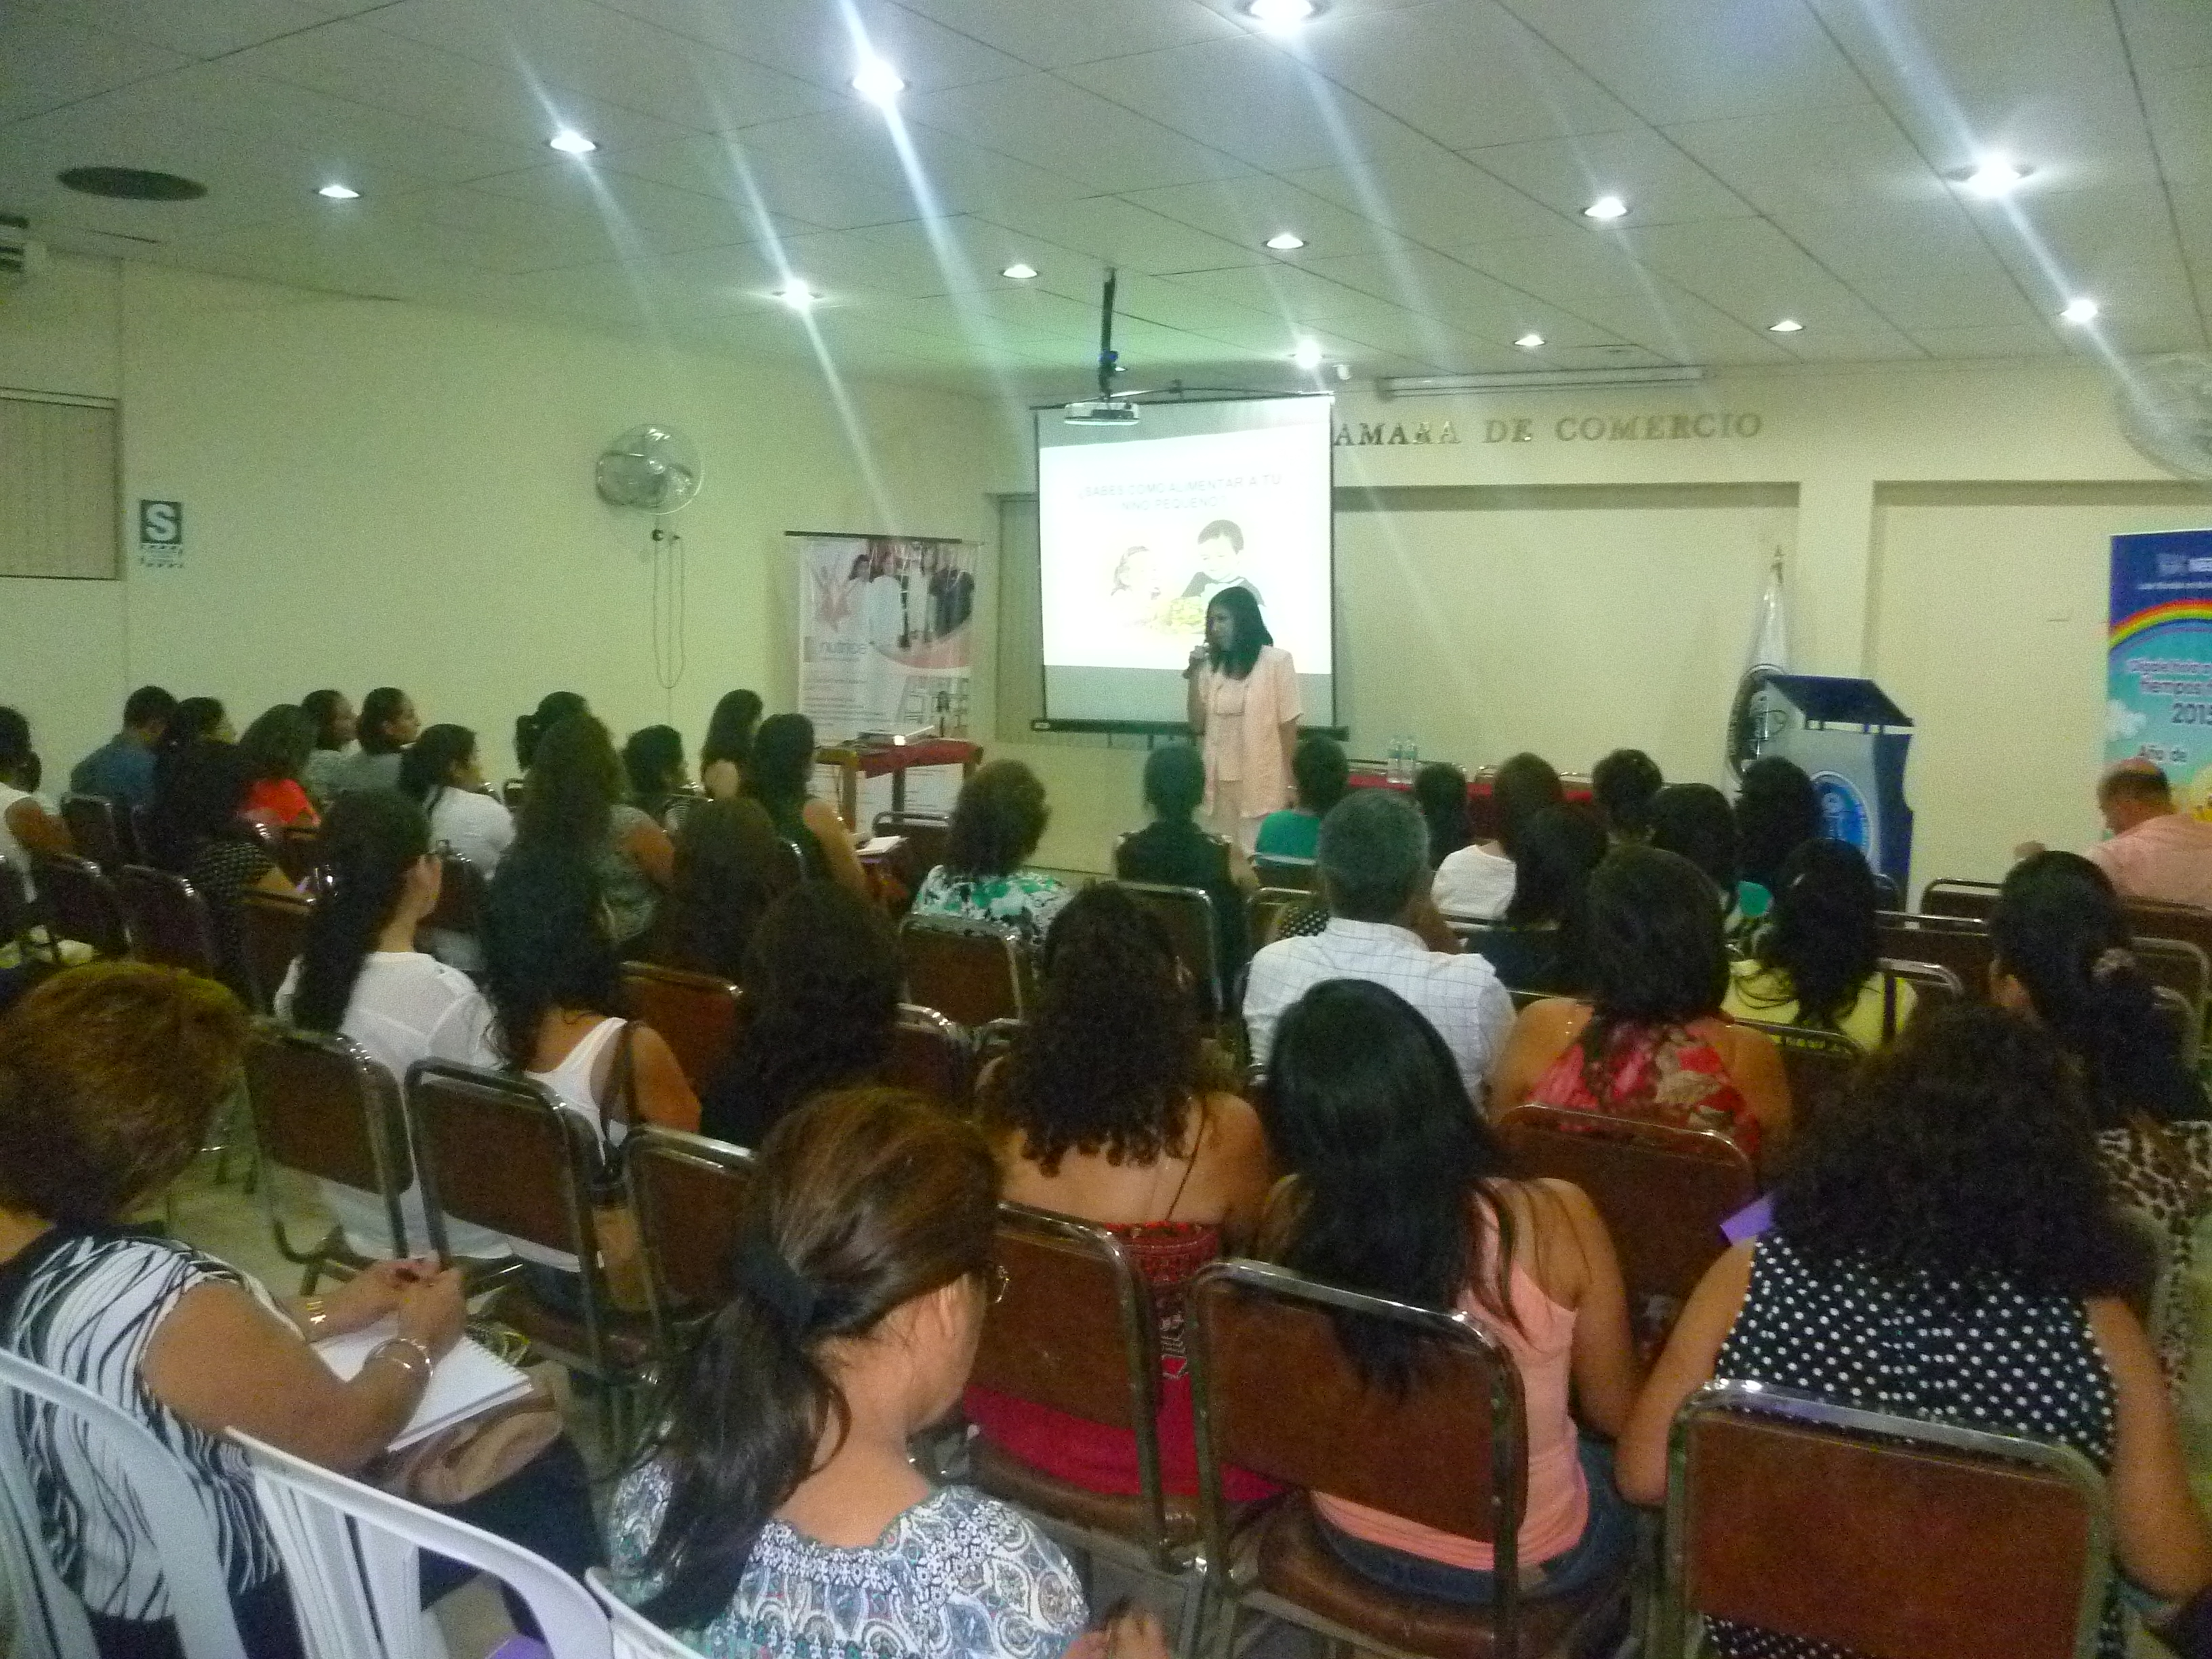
[1347,765,1593,842]
[817,738,983,829]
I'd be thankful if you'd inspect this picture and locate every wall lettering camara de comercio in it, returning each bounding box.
[1332,411,1764,447]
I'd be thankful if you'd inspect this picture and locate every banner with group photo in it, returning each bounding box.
[2109,528,2212,814]
[790,531,976,822]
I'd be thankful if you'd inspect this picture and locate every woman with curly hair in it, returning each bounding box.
[911,760,1069,947]
[1724,837,1904,1047]
[963,883,1272,1500]
[1621,1004,2211,1658]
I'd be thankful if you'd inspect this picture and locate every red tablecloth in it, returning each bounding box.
[1348,767,1593,842]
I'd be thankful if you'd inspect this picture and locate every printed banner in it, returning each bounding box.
[792,532,975,822]
[2109,529,2212,813]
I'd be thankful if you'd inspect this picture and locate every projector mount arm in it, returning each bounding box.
[1096,268,1119,401]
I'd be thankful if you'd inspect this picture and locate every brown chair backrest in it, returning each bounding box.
[626,1126,755,1321]
[1496,1105,1755,1313]
[622,962,744,1095]
[1919,878,2001,922]
[421,853,485,935]
[238,888,314,1015]
[403,1060,601,1265]
[972,1205,1157,1435]
[1189,1259,1523,1547]
[500,779,526,809]
[29,852,130,958]
[1878,958,1964,1038]
[1671,1384,2107,1659]
[0,864,32,957]
[1877,913,1994,1000]
[2127,898,2212,979]
[1737,1017,1863,1130]
[274,825,321,884]
[244,1023,411,1246]
[1119,880,1224,1018]
[60,796,131,872]
[871,812,950,897]
[2134,935,2209,1025]
[899,916,1030,1026]
[1252,855,1316,893]
[113,865,220,979]
[1247,888,1308,951]
[884,1004,970,1105]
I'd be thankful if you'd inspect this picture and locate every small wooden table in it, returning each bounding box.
[817,738,984,830]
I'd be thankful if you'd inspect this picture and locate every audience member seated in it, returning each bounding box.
[1262,979,1639,1603]
[1648,781,1752,924]
[1994,851,2211,1387]
[1246,790,1511,1099]
[659,795,796,981]
[0,707,70,892]
[400,722,514,875]
[2054,759,2212,910]
[1491,846,1790,1163]
[0,963,600,1658]
[1591,747,1662,844]
[1479,804,1607,996]
[237,703,321,828]
[1433,750,1563,920]
[1256,732,1349,861]
[1414,760,1473,868]
[1723,838,1905,1047]
[912,760,1071,947]
[1114,742,1252,985]
[328,687,416,796]
[1734,755,1821,916]
[1620,1005,2212,1658]
[611,1090,1136,1659]
[152,696,232,804]
[156,739,295,985]
[701,884,899,1148]
[743,712,874,903]
[68,684,175,808]
[699,687,764,802]
[483,846,699,1305]
[514,714,672,949]
[623,723,693,830]
[276,790,510,1265]
[512,689,589,776]
[298,688,354,808]
[966,885,1273,1500]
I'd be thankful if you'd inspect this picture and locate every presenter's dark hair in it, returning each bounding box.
[1737,755,1821,895]
[702,690,765,773]
[1753,838,1880,1032]
[1143,743,1206,825]
[1414,762,1471,865]
[1292,734,1349,815]
[291,791,431,1033]
[356,689,409,756]
[514,691,589,772]
[1592,748,1663,841]
[398,724,477,815]
[1204,586,1271,680]
[1648,783,1738,903]
[946,760,1050,878]
[1492,752,1563,861]
[1578,846,1731,1102]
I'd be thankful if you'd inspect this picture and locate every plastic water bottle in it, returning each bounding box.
[1387,735,1406,784]
[1405,736,1420,776]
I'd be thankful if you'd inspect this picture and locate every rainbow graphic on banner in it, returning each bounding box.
[2109,529,2212,813]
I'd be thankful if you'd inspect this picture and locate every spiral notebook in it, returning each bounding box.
[315,1319,534,1450]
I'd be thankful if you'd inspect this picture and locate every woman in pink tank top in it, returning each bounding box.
[1261,979,1642,1603]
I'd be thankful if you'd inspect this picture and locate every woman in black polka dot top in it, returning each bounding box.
[1618,1003,2211,1659]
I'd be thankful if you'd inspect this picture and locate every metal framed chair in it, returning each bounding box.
[1120,880,1226,1019]
[1660,1380,2110,1659]
[420,851,485,937]
[28,851,130,959]
[1877,957,1965,1039]
[114,864,221,979]
[1247,887,1310,953]
[870,811,950,897]
[621,961,744,1096]
[898,914,1032,1027]
[885,1003,972,1106]
[1918,878,2001,923]
[0,1347,247,1659]
[237,888,314,1015]
[589,1565,695,1658]
[1875,913,1994,1002]
[58,794,132,872]
[1187,1258,1630,1659]
[1496,1105,1757,1343]
[1252,854,1317,893]
[1736,1017,1863,1132]
[625,1126,756,1363]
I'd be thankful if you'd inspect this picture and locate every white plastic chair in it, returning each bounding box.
[0,1345,247,1659]
[232,1431,611,1659]
[586,1568,696,1659]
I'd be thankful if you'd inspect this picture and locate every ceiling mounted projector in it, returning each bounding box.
[1065,270,1139,424]
[1064,398,1139,424]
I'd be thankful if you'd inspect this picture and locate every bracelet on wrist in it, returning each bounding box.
[367,1336,435,1387]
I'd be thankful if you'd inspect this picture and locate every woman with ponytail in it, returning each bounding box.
[612,1089,1150,1659]
[399,723,513,876]
[1994,851,2211,1386]
[514,690,589,775]
[276,790,510,1263]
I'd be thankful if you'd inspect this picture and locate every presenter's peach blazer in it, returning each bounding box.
[1199,643,1300,818]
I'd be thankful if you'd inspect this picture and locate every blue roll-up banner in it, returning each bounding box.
[2110,529,2212,812]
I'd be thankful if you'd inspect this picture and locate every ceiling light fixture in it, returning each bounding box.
[777,281,817,311]
[1768,317,1803,333]
[2060,296,2100,324]
[1265,231,1306,251]
[1583,194,1628,221]
[1244,0,1321,28]
[851,58,906,106]
[548,129,598,155]
[316,183,361,201]
[1514,332,1544,349]
[1001,262,1038,281]
[1959,158,2030,198]
[1378,365,1706,396]
[1291,339,1324,369]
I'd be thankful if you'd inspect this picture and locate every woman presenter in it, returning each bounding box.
[1183,585,1300,855]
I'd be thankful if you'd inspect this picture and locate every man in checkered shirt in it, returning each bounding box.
[1244,788,1513,1102]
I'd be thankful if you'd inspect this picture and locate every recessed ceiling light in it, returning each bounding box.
[1291,339,1324,369]
[1514,332,1544,349]
[316,183,361,201]
[548,129,598,155]
[1960,158,2030,198]
[2060,296,2100,324]
[1001,262,1038,281]
[1265,231,1306,251]
[1769,317,1803,333]
[777,281,817,311]
[851,58,906,106]
[1583,194,1628,222]
[1244,0,1320,27]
